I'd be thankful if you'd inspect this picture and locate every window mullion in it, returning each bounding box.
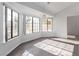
[47,19,48,32]
[11,10,13,38]
[38,19,40,32]
[18,13,19,36]
[5,7,8,42]
[32,17,33,33]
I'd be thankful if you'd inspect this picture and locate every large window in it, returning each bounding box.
[26,16,40,34]
[26,16,32,34]
[42,18,53,32]
[12,11,19,37]
[33,17,39,32]
[5,7,19,41]
[47,18,53,32]
[7,8,11,39]
[42,19,48,32]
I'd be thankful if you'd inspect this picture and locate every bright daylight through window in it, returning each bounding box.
[4,6,19,41]
[42,18,53,32]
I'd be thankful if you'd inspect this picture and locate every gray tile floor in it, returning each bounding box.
[8,37,79,56]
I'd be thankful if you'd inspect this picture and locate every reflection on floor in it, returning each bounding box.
[8,37,79,56]
[34,39,74,56]
[22,50,34,56]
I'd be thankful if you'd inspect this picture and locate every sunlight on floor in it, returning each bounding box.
[52,38,79,44]
[22,50,34,56]
[67,35,76,39]
[34,39,74,56]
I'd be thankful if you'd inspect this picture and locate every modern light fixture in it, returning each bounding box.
[42,2,51,20]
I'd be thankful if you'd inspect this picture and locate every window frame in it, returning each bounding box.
[42,18,53,32]
[12,10,19,38]
[26,16,40,34]
[4,5,19,41]
[33,17,40,33]
[42,19,48,32]
[47,18,53,32]
[26,16,33,34]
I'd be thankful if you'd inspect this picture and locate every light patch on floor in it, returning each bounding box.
[52,38,79,44]
[22,50,34,56]
[34,39,74,56]
[67,35,76,39]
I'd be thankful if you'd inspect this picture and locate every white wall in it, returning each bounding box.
[53,16,67,38]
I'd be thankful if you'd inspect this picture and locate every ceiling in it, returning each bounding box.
[18,2,76,16]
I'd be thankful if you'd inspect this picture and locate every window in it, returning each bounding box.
[47,18,53,32]
[42,18,53,32]
[33,17,39,32]
[12,11,19,37]
[42,19,48,32]
[7,8,11,39]
[26,16,32,34]
[26,16,40,34]
[5,6,19,41]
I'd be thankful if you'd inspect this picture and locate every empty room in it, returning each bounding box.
[0,1,79,56]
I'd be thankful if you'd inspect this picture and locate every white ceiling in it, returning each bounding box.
[18,2,76,16]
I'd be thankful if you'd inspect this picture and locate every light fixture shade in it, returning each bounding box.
[42,15,47,21]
